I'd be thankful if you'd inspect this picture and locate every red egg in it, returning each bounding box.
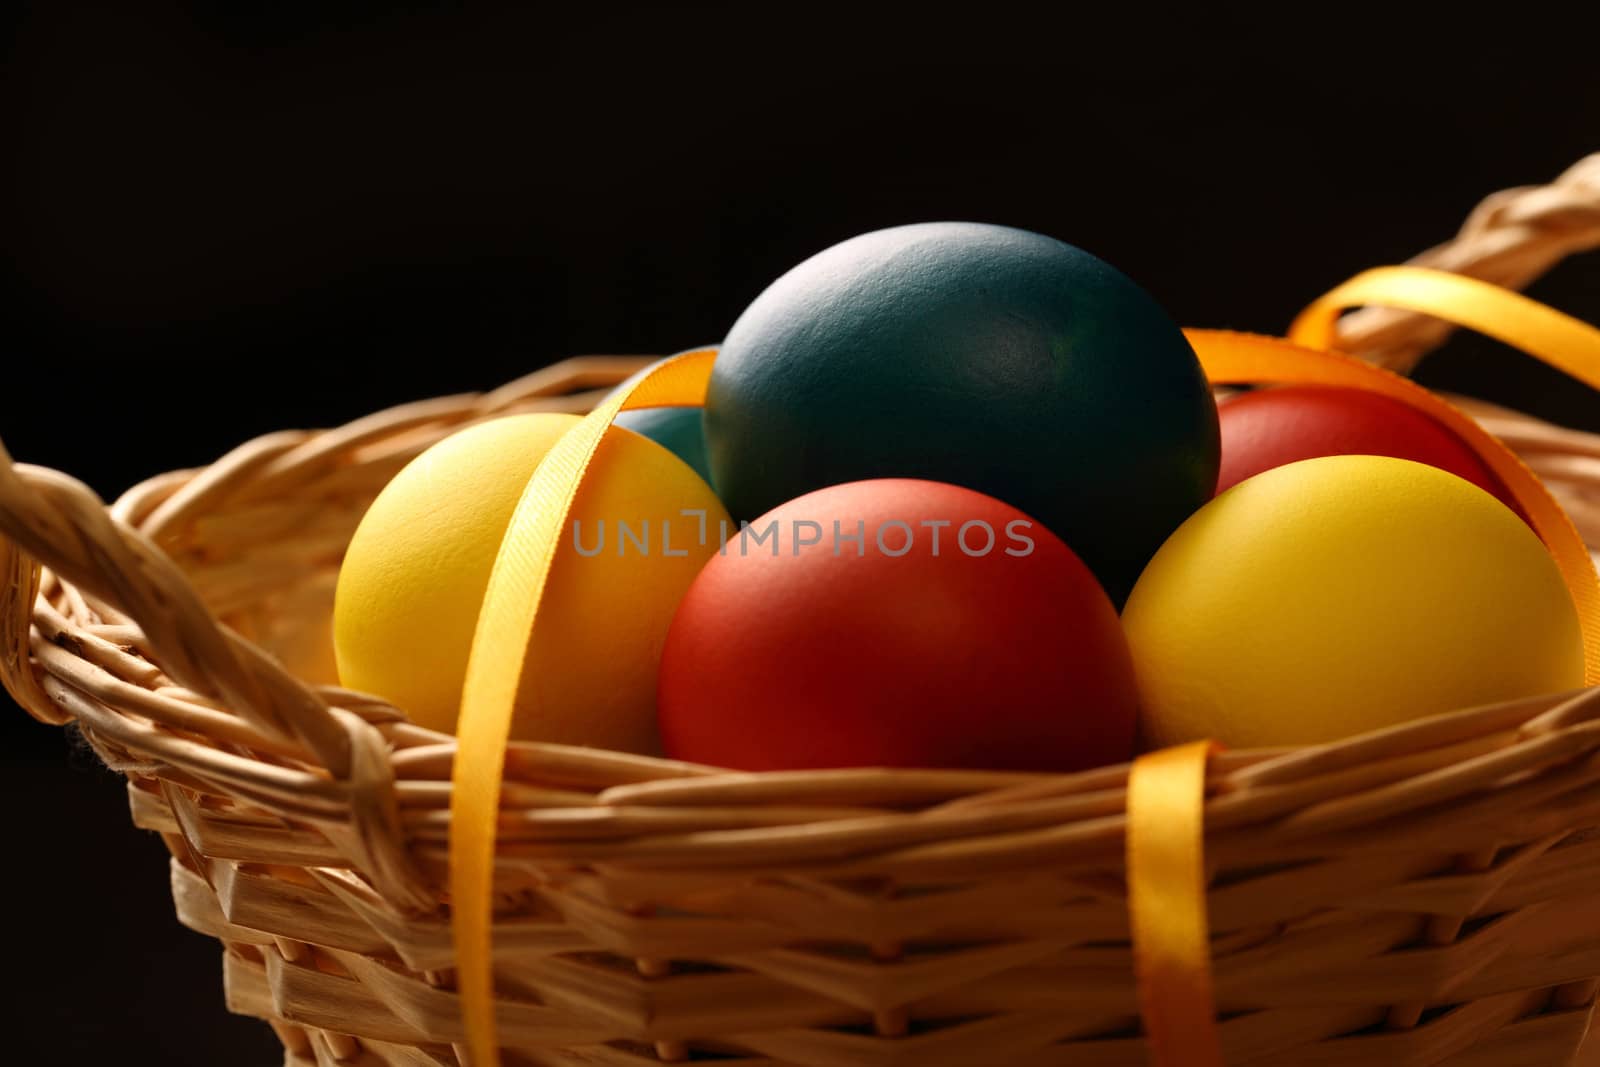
[657,479,1138,772]
[1217,385,1518,510]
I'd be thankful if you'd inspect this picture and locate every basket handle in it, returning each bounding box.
[1333,154,1600,373]
[0,441,354,778]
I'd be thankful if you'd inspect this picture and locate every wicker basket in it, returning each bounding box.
[6,157,1600,1067]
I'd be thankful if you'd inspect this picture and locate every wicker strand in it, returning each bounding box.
[1336,154,1600,372]
[0,451,353,775]
[0,540,49,723]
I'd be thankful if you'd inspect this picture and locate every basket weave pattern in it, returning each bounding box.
[5,162,1600,1066]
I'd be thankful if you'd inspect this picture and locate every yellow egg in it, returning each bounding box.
[1123,455,1584,748]
[333,413,730,752]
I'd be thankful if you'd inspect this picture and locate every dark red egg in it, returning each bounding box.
[1217,385,1519,512]
[657,478,1138,773]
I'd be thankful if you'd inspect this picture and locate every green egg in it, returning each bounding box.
[704,222,1219,603]
[613,405,714,489]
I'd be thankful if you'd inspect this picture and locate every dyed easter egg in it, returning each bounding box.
[658,478,1139,772]
[613,406,713,487]
[1217,385,1515,509]
[1123,455,1583,748]
[704,223,1218,603]
[334,414,729,751]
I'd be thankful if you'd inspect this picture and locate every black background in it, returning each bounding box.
[3,5,1600,1064]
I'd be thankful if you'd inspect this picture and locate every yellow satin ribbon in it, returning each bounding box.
[1128,740,1225,1067]
[452,349,715,1067]
[1291,266,1600,392]
[449,267,1600,1066]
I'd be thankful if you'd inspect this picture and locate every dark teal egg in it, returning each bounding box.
[613,406,714,488]
[704,222,1219,603]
